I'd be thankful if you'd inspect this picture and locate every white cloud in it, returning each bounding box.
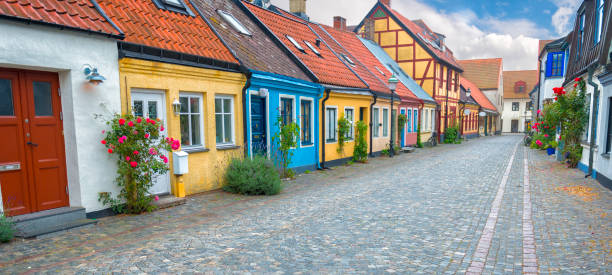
[269,0,550,70]
[550,0,581,35]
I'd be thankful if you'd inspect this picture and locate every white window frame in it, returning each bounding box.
[325,106,338,144]
[373,107,380,137]
[215,95,235,147]
[382,107,389,137]
[279,94,297,125]
[286,35,305,52]
[179,92,205,149]
[304,41,321,56]
[299,97,315,148]
[344,107,355,140]
[218,10,252,36]
[424,108,429,132]
[430,109,435,132]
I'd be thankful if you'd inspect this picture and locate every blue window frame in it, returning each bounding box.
[406,109,412,133]
[595,0,605,45]
[413,109,418,132]
[577,12,585,59]
[300,100,312,145]
[280,97,293,126]
[546,52,565,77]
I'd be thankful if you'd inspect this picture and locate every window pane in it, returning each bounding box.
[33,81,53,116]
[0,79,14,116]
[180,114,190,145]
[383,109,389,136]
[133,100,143,117]
[216,114,223,143]
[190,97,199,113]
[191,114,201,145]
[223,98,231,114]
[148,101,158,119]
[180,97,189,113]
[215,98,222,113]
[224,114,232,143]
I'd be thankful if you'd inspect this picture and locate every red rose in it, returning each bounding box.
[128,121,134,127]
[160,126,165,131]
[130,161,138,168]
[554,96,558,101]
[574,83,578,88]
[125,156,130,161]
[575,77,581,82]
[150,120,156,125]
[133,150,139,155]
[119,118,126,126]
[145,133,150,139]
[136,117,142,123]
[108,148,113,154]
[101,140,107,145]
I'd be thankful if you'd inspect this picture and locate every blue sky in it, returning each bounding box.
[270,0,582,70]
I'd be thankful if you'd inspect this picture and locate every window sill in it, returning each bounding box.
[216,145,241,151]
[325,140,337,144]
[182,146,210,153]
[301,142,314,147]
[601,153,610,159]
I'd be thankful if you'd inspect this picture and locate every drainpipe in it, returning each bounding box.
[390,93,395,158]
[586,65,600,178]
[319,89,331,169]
[315,86,324,170]
[241,70,253,157]
[369,94,378,157]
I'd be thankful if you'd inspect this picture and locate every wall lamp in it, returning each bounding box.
[172,98,182,115]
[82,64,106,85]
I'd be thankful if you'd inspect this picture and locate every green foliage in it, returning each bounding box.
[416,124,423,148]
[444,126,460,144]
[549,140,558,149]
[353,120,368,163]
[223,156,282,195]
[337,115,351,154]
[98,114,175,214]
[271,116,300,178]
[397,114,407,133]
[0,213,15,243]
[381,148,390,156]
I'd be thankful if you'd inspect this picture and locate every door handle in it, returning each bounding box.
[27,141,38,147]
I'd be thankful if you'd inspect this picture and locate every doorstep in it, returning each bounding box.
[152,195,186,210]
[12,207,97,239]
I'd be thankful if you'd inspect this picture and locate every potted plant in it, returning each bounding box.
[547,140,557,156]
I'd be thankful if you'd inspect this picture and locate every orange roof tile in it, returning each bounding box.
[0,0,122,37]
[460,76,497,112]
[97,0,237,64]
[503,70,538,99]
[457,58,503,90]
[243,1,367,89]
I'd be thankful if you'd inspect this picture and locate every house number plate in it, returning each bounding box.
[0,163,20,172]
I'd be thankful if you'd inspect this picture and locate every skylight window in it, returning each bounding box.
[375,66,386,76]
[217,10,251,36]
[341,54,355,66]
[286,35,305,53]
[163,0,183,6]
[304,41,321,56]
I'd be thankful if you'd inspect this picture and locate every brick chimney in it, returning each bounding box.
[290,0,309,20]
[333,16,347,31]
[379,0,391,6]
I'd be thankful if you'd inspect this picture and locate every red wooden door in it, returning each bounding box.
[0,69,68,216]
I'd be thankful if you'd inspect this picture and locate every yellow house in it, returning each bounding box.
[100,0,246,197]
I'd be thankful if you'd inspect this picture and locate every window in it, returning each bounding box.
[512,102,520,111]
[326,107,337,142]
[413,109,418,132]
[526,101,533,111]
[218,10,251,36]
[577,12,585,59]
[345,107,354,140]
[515,81,526,94]
[595,0,605,44]
[280,97,294,126]
[431,109,435,131]
[341,53,356,66]
[406,110,412,133]
[373,107,380,137]
[286,35,305,53]
[163,0,183,6]
[424,109,429,131]
[179,93,204,148]
[154,0,193,15]
[301,100,313,146]
[304,41,321,56]
[383,108,389,137]
[215,96,234,146]
[546,52,565,77]
[606,98,612,153]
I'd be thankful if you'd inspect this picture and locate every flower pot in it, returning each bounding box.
[547,147,556,155]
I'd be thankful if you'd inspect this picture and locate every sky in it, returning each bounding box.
[269,0,582,71]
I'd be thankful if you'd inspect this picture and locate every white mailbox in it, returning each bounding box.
[173,151,189,175]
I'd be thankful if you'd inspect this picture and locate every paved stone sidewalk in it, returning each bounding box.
[0,135,610,274]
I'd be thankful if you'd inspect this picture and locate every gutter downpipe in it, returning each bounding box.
[315,86,325,170]
[369,94,378,157]
[390,92,395,157]
[586,65,599,178]
[320,89,331,170]
[241,70,253,157]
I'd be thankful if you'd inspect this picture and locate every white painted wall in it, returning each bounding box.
[596,70,612,180]
[501,99,532,133]
[0,20,121,213]
[537,52,565,109]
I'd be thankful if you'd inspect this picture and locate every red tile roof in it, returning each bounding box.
[378,3,463,72]
[0,0,122,37]
[97,0,237,64]
[503,70,538,99]
[243,1,367,89]
[460,76,497,112]
[319,24,421,102]
[457,58,503,90]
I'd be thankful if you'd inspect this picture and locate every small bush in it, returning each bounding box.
[353,121,368,163]
[223,156,282,196]
[444,126,460,144]
[0,213,15,243]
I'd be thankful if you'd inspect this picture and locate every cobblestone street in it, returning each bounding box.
[0,135,610,274]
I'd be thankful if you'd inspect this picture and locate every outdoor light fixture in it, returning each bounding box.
[387,74,399,91]
[172,98,181,115]
[388,74,399,158]
[82,64,106,85]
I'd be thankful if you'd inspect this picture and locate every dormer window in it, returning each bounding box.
[341,53,355,66]
[163,0,183,6]
[514,81,526,93]
[218,10,251,36]
[153,0,194,16]
[286,35,305,53]
[304,41,321,57]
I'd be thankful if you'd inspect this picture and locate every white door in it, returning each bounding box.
[131,89,171,195]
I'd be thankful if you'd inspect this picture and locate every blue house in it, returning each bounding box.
[193,0,323,172]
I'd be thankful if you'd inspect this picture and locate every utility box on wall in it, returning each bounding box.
[173,151,189,175]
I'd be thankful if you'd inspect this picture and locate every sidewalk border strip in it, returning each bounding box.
[522,148,538,274]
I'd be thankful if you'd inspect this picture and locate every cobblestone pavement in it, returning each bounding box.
[0,135,610,274]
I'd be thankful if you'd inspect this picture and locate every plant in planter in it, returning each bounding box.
[271,116,300,179]
[353,120,368,163]
[98,114,179,214]
[337,115,351,154]
[547,140,558,155]
[0,213,15,243]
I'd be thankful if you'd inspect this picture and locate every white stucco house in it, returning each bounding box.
[536,37,571,111]
[501,70,539,133]
[0,0,124,230]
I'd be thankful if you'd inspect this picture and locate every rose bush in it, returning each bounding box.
[98,114,179,214]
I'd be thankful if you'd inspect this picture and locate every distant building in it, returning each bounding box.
[501,71,539,133]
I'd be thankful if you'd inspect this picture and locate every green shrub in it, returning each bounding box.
[223,156,282,196]
[0,213,15,243]
[353,121,368,163]
[416,125,423,148]
[444,126,460,144]
[271,116,299,178]
[337,115,351,154]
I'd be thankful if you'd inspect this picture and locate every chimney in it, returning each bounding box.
[290,0,309,20]
[333,16,347,31]
[379,0,391,6]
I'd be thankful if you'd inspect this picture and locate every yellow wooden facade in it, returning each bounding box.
[119,58,245,196]
[372,98,401,151]
[461,104,480,137]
